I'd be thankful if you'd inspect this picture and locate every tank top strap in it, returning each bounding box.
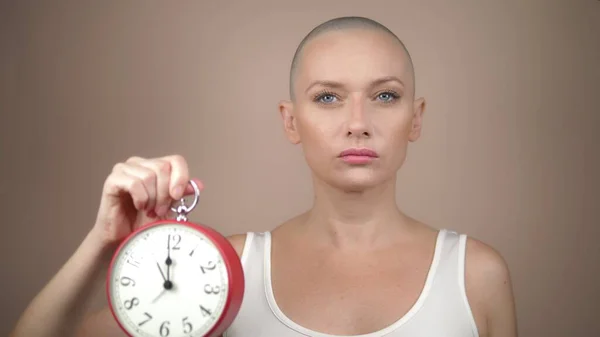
[238,231,270,284]
[424,229,479,337]
[439,229,462,264]
[428,229,462,289]
[224,231,273,337]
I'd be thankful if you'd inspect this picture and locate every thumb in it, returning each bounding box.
[182,178,204,196]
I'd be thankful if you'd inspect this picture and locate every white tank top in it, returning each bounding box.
[224,229,479,337]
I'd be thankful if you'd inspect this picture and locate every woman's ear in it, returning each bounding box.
[279,100,301,144]
[409,97,426,142]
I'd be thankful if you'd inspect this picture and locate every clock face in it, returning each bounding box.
[108,223,230,337]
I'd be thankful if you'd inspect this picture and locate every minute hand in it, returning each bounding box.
[166,234,173,281]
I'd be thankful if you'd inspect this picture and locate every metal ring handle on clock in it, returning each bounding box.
[170,180,200,221]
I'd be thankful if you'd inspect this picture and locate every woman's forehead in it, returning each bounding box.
[295,29,414,92]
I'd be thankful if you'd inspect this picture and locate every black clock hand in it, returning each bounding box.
[166,234,172,283]
[152,263,175,303]
[156,262,172,289]
[156,262,167,281]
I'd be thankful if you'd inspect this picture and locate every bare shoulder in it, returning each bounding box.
[226,233,248,258]
[464,236,518,337]
[465,237,512,288]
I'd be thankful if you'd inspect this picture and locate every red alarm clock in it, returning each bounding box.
[106,180,244,337]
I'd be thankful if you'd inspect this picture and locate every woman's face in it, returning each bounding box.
[280,28,425,192]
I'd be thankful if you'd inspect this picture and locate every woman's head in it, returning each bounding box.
[279,17,425,192]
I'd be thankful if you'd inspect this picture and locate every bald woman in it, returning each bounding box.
[10,16,517,337]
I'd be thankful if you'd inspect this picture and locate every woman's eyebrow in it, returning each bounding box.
[304,76,405,94]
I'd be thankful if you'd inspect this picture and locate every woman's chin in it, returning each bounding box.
[327,171,389,192]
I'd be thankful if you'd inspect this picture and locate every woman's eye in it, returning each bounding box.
[377,92,398,102]
[319,94,337,103]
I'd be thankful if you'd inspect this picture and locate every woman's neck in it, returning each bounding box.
[301,177,412,250]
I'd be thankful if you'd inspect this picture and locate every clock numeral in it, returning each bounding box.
[204,284,221,295]
[120,276,136,287]
[189,245,198,257]
[159,321,170,337]
[126,258,141,268]
[200,260,216,274]
[126,251,143,268]
[182,317,193,333]
[200,305,212,317]
[171,234,181,250]
[138,312,153,326]
[124,297,139,310]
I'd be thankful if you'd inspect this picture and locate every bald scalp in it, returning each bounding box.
[289,16,415,101]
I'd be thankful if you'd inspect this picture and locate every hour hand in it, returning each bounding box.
[156,262,167,282]
[156,262,173,289]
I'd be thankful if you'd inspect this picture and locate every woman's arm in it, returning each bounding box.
[465,237,519,337]
[10,229,115,337]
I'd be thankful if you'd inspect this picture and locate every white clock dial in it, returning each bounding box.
[109,223,229,337]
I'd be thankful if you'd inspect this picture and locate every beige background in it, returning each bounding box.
[1,1,598,336]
